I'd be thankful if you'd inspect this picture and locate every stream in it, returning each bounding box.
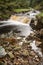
[0,10,43,65]
[0,19,33,37]
[0,10,40,36]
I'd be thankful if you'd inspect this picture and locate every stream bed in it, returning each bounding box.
[0,10,43,65]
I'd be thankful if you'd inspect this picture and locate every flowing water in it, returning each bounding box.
[0,19,33,37]
[0,19,43,57]
[0,10,43,64]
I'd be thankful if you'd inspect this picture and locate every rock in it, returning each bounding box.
[36,41,42,46]
[14,45,21,51]
[35,58,39,62]
[35,55,38,58]
[0,46,7,58]
[2,38,17,43]
[10,15,20,21]
[21,17,30,23]
[30,51,36,56]
[30,18,43,30]
[34,29,43,39]
[18,58,28,65]
[30,18,36,30]
[8,52,14,59]
[7,61,12,65]
[16,37,22,40]
[21,49,29,56]
[1,34,5,38]
[6,47,12,51]
[14,60,20,65]
[19,42,23,46]
[40,29,43,36]
[16,37,22,42]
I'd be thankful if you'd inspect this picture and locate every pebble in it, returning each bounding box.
[14,46,21,51]
[36,41,42,46]
[1,34,5,38]
[8,52,14,59]
[0,46,7,58]
[19,42,23,46]
[0,29,42,65]
[30,51,36,56]
[21,49,29,56]
[35,58,39,62]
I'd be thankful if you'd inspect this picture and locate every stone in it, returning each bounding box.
[16,37,22,40]
[36,41,42,46]
[35,58,39,62]
[6,47,12,51]
[19,42,23,46]
[14,45,21,51]
[7,61,12,65]
[10,15,20,21]
[22,17,29,23]
[30,17,43,30]
[40,29,43,36]
[8,52,14,59]
[18,58,28,65]
[0,46,7,58]
[1,34,5,38]
[22,49,29,56]
[30,51,36,56]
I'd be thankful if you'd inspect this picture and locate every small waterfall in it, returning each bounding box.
[0,19,33,37]
[30,40,43,57]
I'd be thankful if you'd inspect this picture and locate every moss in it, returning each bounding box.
[14,8,31,13]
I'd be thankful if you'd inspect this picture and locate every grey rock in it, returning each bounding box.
[0,46,7,58]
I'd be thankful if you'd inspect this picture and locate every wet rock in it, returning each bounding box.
[0,46,7,58]
[36,41,42,46]
[39,29,43,38]
[1,34,5,38]
[6,47,12,51]
[18,58,28,65]
[19,42,23,46]
[35,58,39,62]
[14,45,21,51]
[7,61,12,65]
[21,49,29,56]
[33,30,43,39]
[21,17,29,23]
[16,37,22,40]
[8,52,14,59]
[0,24,42,65]
[30,51,36,56]
[30,18,43,30]
[40,29,43,35]
[14,60,20,65]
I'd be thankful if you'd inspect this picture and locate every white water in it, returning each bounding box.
[0,19,29,27]
[30,40,43,57]
[0,19,33,37]
[0,10,42,57]
[25,10,40,18]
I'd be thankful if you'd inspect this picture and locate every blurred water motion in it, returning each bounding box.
[0,19,33,37]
